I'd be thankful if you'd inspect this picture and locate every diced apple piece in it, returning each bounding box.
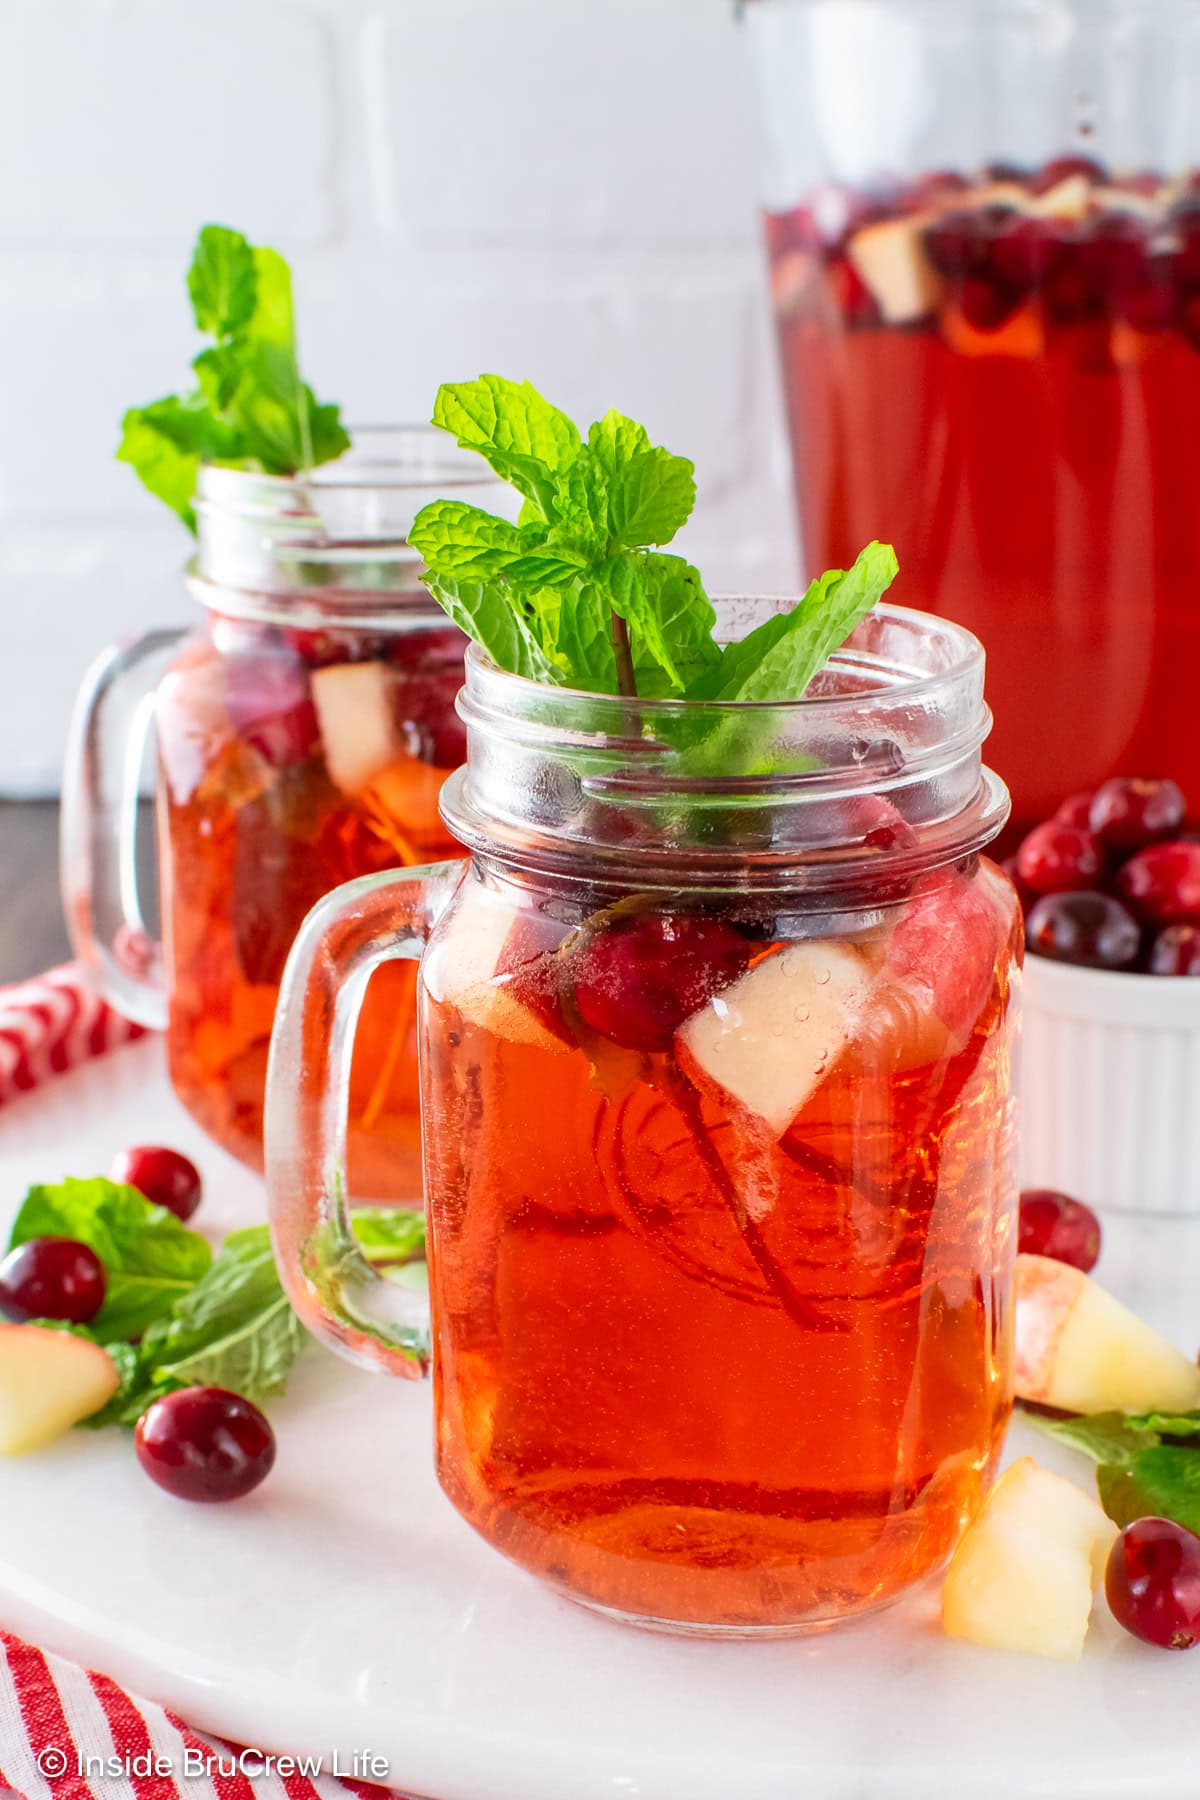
[1015,1253,1200,1415]
[675,942,873,1138]
[847,216,943,323]
[877,871,1001,1072]
[311,662,403,795]
[427,881,569,1055]
[942,1456,1117,1661]
[0,1326,120,1454]
[1030,174,1093,222]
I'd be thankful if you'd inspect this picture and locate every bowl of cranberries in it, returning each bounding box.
[1013,777,1200,1217]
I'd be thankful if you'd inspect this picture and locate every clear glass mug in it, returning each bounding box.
[61,429,505,1203]
[264,602,1023,1635]
[741,0,1200,830]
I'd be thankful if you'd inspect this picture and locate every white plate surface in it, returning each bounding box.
[0,1038,1197,1800]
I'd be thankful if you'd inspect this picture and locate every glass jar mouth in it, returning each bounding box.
[443,600,1009,893]
[191,425,513,612]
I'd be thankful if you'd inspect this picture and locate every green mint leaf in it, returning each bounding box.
[409,500,586,588]
[116,395,241,532]
[75,1340,150,1431]
[141,1225,306,1405]
[586,409,652,474]
[1123,1410,1200,1438]
[687,541,899,702]
[1025,1408,1159,1468]
[634,554,720,694]
[1098,1446,1200,1535]
[536,580,620,692]
[433,376,581,519]
[9,1178,212,1341]
[421,571,561,684]
[192,344,242,412]
[349,1209,428,1264]
[605,447,696,549]
[187,224,257,338]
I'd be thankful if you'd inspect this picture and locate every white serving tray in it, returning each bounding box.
[1,1037,1198,1800]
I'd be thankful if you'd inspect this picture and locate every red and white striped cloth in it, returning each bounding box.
[0,966,146,1108]
[0,966,413,1799]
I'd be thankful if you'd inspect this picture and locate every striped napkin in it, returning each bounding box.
[0,967,414,1799]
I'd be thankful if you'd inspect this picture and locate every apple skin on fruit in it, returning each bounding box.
[1014,1253,1200,1415]
[942,1456,1117,1662]
[0,1325,120,1454]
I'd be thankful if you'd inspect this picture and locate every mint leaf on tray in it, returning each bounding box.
[411,374,898,704]
[119,223,349,533]
[1026,1402,1200,1538]
[10,1178,211,1341]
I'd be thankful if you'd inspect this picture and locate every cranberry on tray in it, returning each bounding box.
[1106,1518,1200,1651]
[135,1387,276,1502]
[111,1146,202,1222]
[0,1238,106,1325]
[1017,1189,1101,1273]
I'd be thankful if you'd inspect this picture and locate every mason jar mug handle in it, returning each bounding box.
[60,630,187,1030]
[264,863,463,1379]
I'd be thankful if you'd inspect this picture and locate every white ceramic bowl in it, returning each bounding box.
[1019,952,1200,1216]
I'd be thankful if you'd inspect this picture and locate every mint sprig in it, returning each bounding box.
[1026,1405,1200,1537]
[411,375,898,702]
[118,223,349,533]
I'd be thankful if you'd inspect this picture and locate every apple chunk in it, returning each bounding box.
[1015,1253,1200,1415]
[311,661,403,795]
[943,1457,1117,1661]
[0,1326,120,1454]
[426,881,569,1055]
[675,941,873,1138]
[847,215,943,323]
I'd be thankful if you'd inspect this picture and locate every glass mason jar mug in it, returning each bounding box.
[265,602,1023,1636]
[742,0,1200,829]
[62,430,505,1203]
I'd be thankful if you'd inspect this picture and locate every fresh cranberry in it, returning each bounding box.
[988,215,1062,295]
[110,1146,202,1222]
[1026,891,1141,970]
[392,668,467,769]
[283,628,388,670]
[959,274,1020,331]
[1106,1519,1200,1651]
[1117,842,1200,926]
[1180,292,1200,355]
[0,1238,106,1325]
[1032,154,1108,193]
[135,1388,275,1503]
[1040,233,1095,324]
[1149,924,1200,977]
[885,870,1001,1045]
[225,656,319,769]
[1055,790,1096,829]
[923,205,1016,279]
[1088,777,1187,853]
[1016,821,1106,895]
[828,255,880,328]
[1017,1189,1102,1272]
[572,913,751,1053]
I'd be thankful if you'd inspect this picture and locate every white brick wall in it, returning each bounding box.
[0,0,796,795]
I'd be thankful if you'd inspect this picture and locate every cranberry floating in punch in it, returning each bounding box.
[265,376,1021,1637]
[742,0,1200,828]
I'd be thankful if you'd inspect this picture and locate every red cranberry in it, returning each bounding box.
[1040,234,1095,324]
[1055,790,1096,829]
[0,1238,106,1325]
[1026,890,1141,971]
[135,1388,275,1503]
[1032,154,1108,192]
[1149,924,1200,977]
[1016,821,1106,895]
[572,913,751,1053]
[959,274,1020,331]
[1117,842,1200,926]
[111,1146,202,1222]
[225,656,319,769]
[1017,1189,1101,1273]
[828,255,881,328]
[988,215,1062,295]
[1088,777,1187,853]
[283,628,388,670]
[1106,1518,1200,1651]
[923,205,1016,279]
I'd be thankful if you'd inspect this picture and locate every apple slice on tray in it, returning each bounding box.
[942,1456,1117,1661]
[0,1326,120,1454]
[1015,1254,1200,1415]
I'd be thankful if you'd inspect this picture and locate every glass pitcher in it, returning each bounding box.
[740,0,1200,830]
[62,430,505,1202]
[264,601,1022,1635]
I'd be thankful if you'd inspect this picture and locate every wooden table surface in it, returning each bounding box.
[0,802,70,983]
